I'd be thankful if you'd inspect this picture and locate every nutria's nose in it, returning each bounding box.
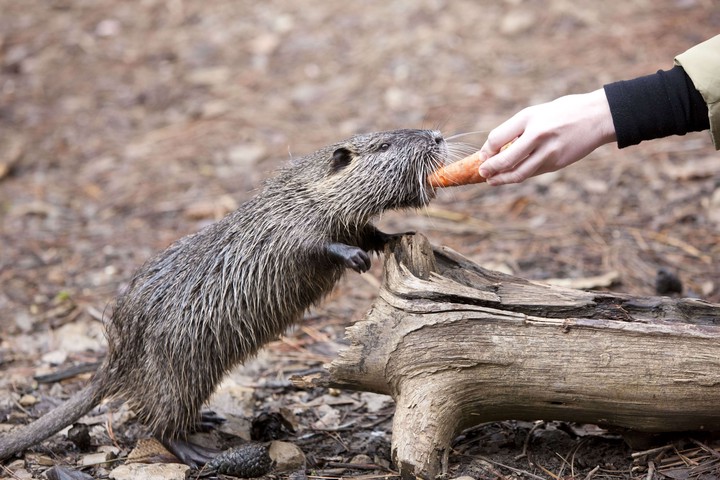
[432,133,444,145]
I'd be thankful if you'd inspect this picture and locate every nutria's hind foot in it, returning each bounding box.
[326,243,371,273]
[162,437,220,468]
[195,410,226,433]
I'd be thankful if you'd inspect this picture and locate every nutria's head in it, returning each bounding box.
[288,129,446,223]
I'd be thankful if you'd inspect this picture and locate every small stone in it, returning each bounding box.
[97,445,121,456]
[108,463,190,480]
[81,450,116,466]
[269,441,305,472]
[374,455,391,469]
[10,468,32,479]
[311,404,340,430]
[6,459,24,471]
[54,321,105,353]
[14,311,35,333]
[41,349,68,365]
[451,476,476,480]
[288,469,308,480]
[217,414,253,440]
[18,394,37,406]
[360,392,392,413]
[26,454,54,466]
[349,454,372,465]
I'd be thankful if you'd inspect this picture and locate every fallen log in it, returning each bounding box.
[294,234,720,479]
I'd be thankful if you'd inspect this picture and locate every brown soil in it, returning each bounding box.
[1,1,719,479]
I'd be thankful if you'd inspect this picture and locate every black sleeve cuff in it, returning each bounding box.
[603,65,709,148]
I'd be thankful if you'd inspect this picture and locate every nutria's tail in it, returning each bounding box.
[0,380,104,461]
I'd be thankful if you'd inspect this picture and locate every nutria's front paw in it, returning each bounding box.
[326,243,371,273]
[346,248,371,272]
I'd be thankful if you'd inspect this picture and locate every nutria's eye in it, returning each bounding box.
[330,147,353,173]
[378,143,390,152]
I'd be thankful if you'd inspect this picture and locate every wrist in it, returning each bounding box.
[587,88,617,146]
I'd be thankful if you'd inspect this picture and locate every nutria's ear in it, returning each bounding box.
[330,147,353,173]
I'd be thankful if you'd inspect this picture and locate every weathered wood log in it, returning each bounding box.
[295,234,720,479]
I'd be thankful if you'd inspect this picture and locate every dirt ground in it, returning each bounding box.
[1,1,720,479]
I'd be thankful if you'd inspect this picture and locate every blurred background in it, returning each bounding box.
[1,0,719,476]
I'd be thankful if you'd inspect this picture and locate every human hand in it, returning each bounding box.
[478,89,617,185]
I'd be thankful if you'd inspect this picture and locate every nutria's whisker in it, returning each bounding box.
[445,130,489,141]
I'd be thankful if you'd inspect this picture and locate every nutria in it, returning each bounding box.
[0,129,448,466]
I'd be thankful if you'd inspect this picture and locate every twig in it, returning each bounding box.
[631,444,674,459]
[324,461,384,471]
[515,420,543,460]
[309,475,399,480]
[35,361,101,383]
[276,336,332,362]
[568,439,588,479]
[535,461,561,480]
[691,439,720,459]
[630,228,712,264]
[309,421,358,432]
[645,460,656,480]
[12,398,32,417]
[0,464,20,480]
[300,325,332,344]
[583,465,600,480]
[344,475,400,480]
[478,455,548,480]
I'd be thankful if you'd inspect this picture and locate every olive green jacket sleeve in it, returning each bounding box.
[675,34,720,149]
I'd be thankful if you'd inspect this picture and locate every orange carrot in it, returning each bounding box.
[427,151,486,188]
[428,140,515,188]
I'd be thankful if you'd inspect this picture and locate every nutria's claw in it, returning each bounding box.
[347,249,371,273]
[195,410,226,432]
[326,242,371,273]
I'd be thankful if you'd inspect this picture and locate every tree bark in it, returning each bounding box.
[295,234,720,479]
